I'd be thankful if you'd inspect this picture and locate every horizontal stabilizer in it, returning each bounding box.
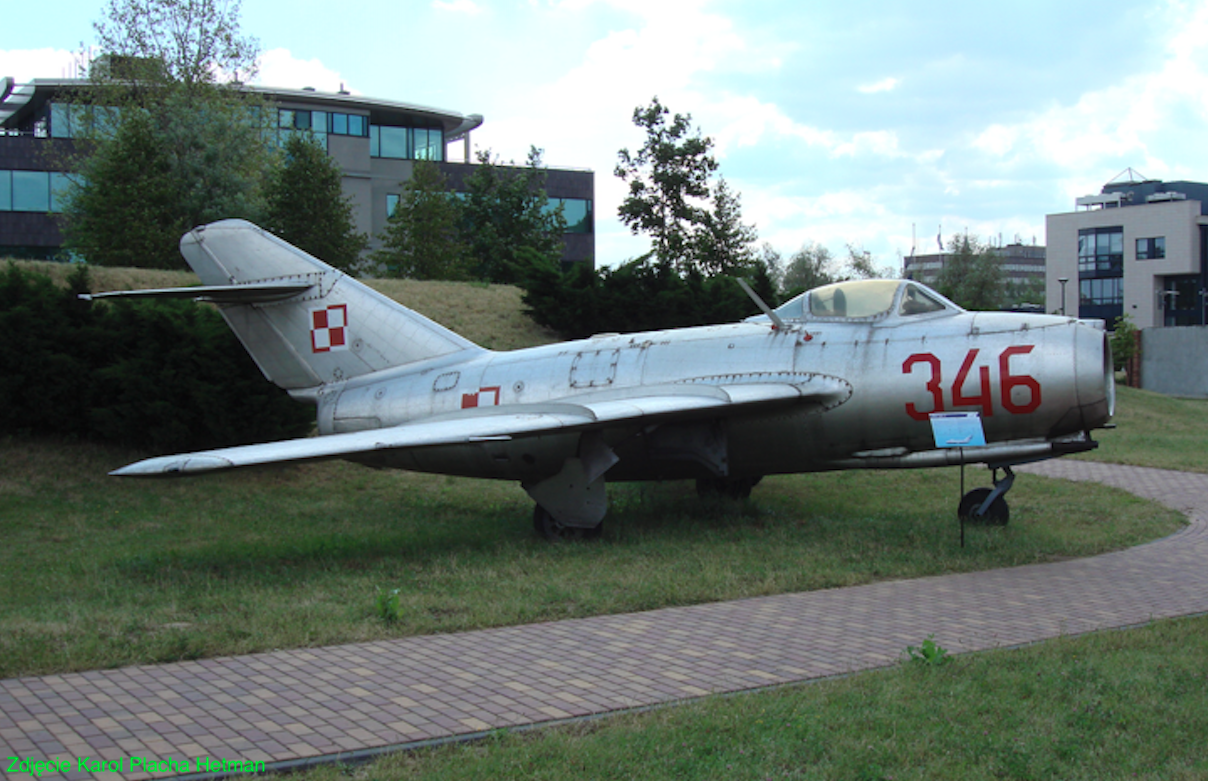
[79,281,314,304]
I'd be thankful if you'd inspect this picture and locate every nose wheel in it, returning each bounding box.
[958,466,1013,526]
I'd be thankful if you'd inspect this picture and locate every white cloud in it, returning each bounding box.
[255,48,354,93]
[965,0,1208,178]
[433,0,483,14]
[832,130,903,159]
[857,77,899,94]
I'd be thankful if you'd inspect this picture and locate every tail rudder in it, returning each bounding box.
[181,219,483,390]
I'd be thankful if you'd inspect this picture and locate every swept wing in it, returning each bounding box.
[112,378,850,477]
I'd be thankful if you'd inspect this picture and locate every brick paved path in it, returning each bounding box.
[3,460,1207,780]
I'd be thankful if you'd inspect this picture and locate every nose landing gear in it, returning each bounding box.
[958,465,1014,526]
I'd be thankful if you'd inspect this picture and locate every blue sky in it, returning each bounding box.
[5,0,1208,270]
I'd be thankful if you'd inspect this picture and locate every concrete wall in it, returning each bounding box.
[1141,326,1208,397]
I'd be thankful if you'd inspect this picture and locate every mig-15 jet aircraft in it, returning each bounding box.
[95,219,1115,540]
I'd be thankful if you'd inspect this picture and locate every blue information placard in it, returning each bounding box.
[929,412,986,448]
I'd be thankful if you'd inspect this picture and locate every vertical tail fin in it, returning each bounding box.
[181,219,483,390]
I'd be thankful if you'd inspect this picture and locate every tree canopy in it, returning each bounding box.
[461,147,566,284]
[934,233,1006,311]
[263,133,367,271]
[59,0,280,268]
[616,98,718,274]
[91,0,260,88]
[780,243,836,296]
[374,161,472,280]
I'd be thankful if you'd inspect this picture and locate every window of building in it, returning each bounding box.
[1078,227,1123,275]
[1078,227,1123,321]
[386,193,400,216]
[0,171,70,213]
[413,128,443,161]
[324,111,368,138]
[370,125,444,161]
[12,171,51,212]
[48,102,121,139]
[50,102,74,138]
[371,126,409,158]
[1136,236,1165,260]
[50,173,71,212]
[1162,275,1203,326]
[278,109,329,149]
[1079,277,1122,307]
[545,198,593,233]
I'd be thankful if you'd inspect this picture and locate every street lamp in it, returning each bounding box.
[1057,277,1069,316]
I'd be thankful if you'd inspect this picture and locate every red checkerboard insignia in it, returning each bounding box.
[461,386,501,408]
[311,304,348,353]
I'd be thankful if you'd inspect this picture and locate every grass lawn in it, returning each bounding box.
[283,615,1208,781]
[0,435,1183,679]
[1079,385,1208,473]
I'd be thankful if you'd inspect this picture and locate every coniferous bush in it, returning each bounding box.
[516,252,778,339]
[1,263,313,453]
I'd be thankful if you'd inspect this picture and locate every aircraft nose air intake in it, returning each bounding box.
[1076,326,1116,429]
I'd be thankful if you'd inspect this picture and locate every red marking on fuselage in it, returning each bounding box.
[461,386,501,408]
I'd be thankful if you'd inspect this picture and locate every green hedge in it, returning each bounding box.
[518,250,779,339]
[1,263,313,454]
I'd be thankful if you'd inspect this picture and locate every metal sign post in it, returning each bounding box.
[929,412,987,548]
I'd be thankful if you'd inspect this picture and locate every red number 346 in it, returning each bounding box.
[903,346,1042,421]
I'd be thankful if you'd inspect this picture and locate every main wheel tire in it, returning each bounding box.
[958,487,1010,526]
[533,505,603,542]
[695,476,761,501]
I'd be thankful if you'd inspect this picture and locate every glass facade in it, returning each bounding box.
[1078,227,1123,274]
[545,198,592,233]
[48,102,121,138]
[0,171,70,213]
[370,125,444,161]
[1162,275,1202,326]
[1079,277,1122,306]
[277,109,368,150]
[1078,227,1124,321]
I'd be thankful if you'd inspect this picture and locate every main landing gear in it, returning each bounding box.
[533,504,604,542]
[695,476,762,501]
[958,465,1014,526]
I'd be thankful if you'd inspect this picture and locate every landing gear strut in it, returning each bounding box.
[533,505,603,542]
[958,465,1014,526]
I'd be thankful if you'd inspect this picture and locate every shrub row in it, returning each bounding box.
[518,250,779,339]
[1,263,313,454]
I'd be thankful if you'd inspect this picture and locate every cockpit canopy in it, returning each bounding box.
[751,279,960,324]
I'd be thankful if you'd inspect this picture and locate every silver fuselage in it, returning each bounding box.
[319,307,1112,483]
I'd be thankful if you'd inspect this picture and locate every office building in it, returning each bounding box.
[1046,171,1208,326]
[0,75,594,266]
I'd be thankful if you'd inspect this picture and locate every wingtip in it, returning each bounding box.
[110,454,234,477]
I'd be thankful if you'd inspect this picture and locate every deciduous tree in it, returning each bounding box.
[935,233,1005,310]
[91,0,260,88]
[374,161,471,280]
[782,243,836,295]
[461,147,565,284]
[60,0,272,268]
[615,97,718,274]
